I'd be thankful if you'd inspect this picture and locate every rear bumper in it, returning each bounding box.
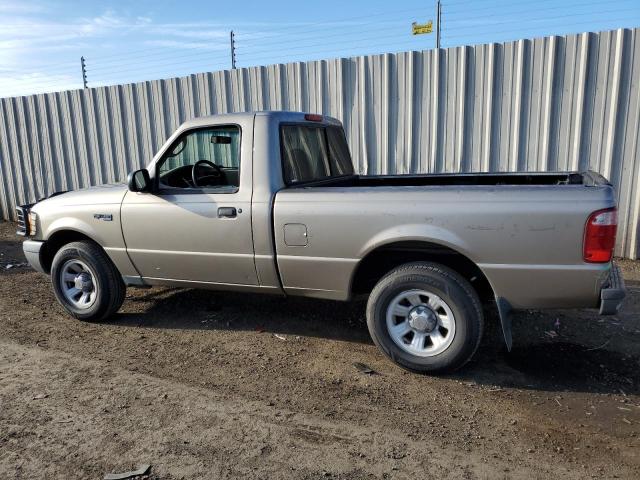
[23,240,47,274]
[599,263,626,315]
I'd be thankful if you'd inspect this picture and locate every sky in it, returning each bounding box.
[0,0,638,98]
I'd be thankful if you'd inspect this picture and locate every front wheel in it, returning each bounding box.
[51,240,126,322]
[366,262,483,373]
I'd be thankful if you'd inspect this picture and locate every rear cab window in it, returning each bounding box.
[280,123,354,185]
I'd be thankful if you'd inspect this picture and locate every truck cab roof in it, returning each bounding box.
[179,111,342,130]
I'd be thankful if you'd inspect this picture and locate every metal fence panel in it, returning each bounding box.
[0,28,638,258]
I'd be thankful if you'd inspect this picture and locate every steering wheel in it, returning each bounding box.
[192,160,224,187]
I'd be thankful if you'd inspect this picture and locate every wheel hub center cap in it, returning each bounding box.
[408,306,437,333]
[74,273,93,292]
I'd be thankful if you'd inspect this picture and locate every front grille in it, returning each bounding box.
[16,205,31,236]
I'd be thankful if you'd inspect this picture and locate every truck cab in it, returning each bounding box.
[123,112,353,295]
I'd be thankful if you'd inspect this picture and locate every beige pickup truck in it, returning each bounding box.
[17,111,625,373]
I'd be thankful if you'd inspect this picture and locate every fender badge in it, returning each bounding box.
[94,214,113,221]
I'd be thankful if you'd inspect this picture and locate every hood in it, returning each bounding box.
[32,183,128,211]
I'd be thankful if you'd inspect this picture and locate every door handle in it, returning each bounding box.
[217,207,237,218]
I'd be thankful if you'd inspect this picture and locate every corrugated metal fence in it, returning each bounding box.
[1,28,639,258]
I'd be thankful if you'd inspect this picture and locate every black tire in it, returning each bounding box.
[50,240,126,322]
[366,262,483,374]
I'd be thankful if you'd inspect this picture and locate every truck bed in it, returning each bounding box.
[273,170,616,307]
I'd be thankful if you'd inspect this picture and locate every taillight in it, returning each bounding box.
[583,207,617,263]
[304,113,323,122]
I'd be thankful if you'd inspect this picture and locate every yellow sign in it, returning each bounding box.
[412,21,433,35]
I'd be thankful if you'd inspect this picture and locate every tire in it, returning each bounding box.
[366,262,483,374]
[50,240,126,322]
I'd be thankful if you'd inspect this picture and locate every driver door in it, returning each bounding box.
[121,121,258,286]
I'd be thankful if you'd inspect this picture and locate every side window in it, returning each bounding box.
[281,126,330,184]
[157,126,241,190]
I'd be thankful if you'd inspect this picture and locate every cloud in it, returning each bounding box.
[77,10,153,35]
[0,10,154,50]
[0,71,80,97]
[0,6,230,97]
[0,10,229,54]
[0,1,46,14]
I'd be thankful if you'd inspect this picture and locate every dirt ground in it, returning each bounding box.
[0,221,639,479]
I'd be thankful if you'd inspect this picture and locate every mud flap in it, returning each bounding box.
[496,297,513,352]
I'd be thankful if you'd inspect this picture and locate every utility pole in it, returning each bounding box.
[436,0,442,49]
[230,30,237,69]
[80,56,88,89]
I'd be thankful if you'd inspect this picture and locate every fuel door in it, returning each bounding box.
[283,223,308,247]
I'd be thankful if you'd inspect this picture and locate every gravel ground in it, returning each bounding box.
[0,221,639,479]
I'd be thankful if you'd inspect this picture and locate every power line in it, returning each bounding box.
[88,44,231,69]
[237,32,431,64]
[442,7,639,33]
[238,21,407,51]
[82,3,632,72]
[89,49,230,72]
[0,58,229,95]
[1,54,229,92]
[0,82,83,96]
[440,0,486,6]
[83,29,231,61]
[2,3,637,98]
[0,79,81,93]
[0,73,79,88]
[79,8,427,64]
[83,33,425,82]
[236,12,429,50]
[89,60,231,83]
[441,0,608,7]
[237,39,433,66]
[0,62,83,78]
[237,25,421,58]
[89,66,229,89]
[444,16,636,43]
[88,56,231,78]
[443,0,637,20]
[233,7,427,40]
[0,58,79,73]
[446,2,638,24]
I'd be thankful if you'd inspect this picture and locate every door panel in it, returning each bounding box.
[121,118,257,286]
[121,191,257,285]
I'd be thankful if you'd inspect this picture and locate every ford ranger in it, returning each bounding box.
[17,111,626,373]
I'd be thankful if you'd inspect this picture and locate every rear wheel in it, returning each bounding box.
[51,241,126,321]
[366,262,483,373]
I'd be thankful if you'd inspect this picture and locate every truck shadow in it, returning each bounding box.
[465,279,640,395]
[109,279,640,395]
[467,337,639,395]
[113,287,372,344]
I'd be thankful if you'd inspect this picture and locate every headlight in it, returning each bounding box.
[28,211,37,236]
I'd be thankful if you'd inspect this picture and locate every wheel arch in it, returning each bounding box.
[40,229,100,274]
[350,239,517,350]
[350,239,496,304]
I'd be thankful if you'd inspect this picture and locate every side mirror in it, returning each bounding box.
[127,169,151,192]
